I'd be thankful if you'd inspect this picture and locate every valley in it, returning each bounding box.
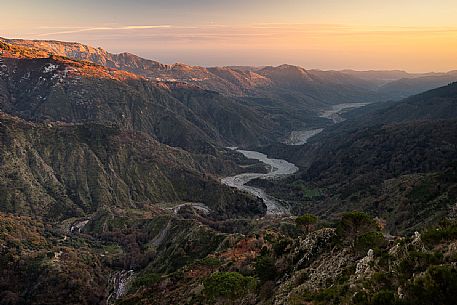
[221,149,298,214]
[222,102,372,213]
[283,102,371,145]
[1,35,457,305]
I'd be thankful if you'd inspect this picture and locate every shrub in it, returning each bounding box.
[272,238,291,256]
[336,211,379,240]
[352,291,369,304]
[301,285,347,304]
[354,231,386,255]
[371,290,397,305]
[296,214,318,229]
[421,222,457,245]
[398,251,443,277]
[198,256,222,267]
[404,264,457,305]
[255,255,277,282]
[131,272,160,289]
[203,272,256,301]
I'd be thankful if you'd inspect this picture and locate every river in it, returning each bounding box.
[221,150,298,215]
[284,103,370,145]
[222,103,369,214]
[320,102,370,123]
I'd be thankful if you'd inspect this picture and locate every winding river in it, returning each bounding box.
[320,102,369,123]
[221,150,298,215]
[222,103,370,214]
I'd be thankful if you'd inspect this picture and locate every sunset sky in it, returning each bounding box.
[2,0,457,72]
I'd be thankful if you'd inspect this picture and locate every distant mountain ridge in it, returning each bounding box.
[377,71,457,99]
[4,37,457,104]
[1,37,389,107]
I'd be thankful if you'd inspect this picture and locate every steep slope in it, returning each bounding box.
[10,36,456,109]
[164,85,283,145]
[0,112,266,220]
[306,120,457,185]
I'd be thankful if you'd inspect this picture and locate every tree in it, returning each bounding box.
[336,211,379,240]
[203,272,256,301]
[295,214,318,233]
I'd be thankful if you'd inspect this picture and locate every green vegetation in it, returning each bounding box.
[291,180,323,199]
[371,290,397,305]
[408,177,439,203]
[299,285,349,305]
[255,255,277,282]
[198,256,223,267]
[3,38,457,305]
[404,264,457,305]
[398,251,444,277]
[131,272,161,289]
[336,211,379,240]
[203,272,256,301]
[354,231,386,255]
[295,213,318,231]
[272,238,292,256]
[421,221,457,245]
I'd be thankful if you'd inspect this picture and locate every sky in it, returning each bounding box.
[2,0,457,72]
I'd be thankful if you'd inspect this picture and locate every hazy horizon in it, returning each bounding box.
[3,0,457,72]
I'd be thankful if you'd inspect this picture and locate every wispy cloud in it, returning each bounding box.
[36,25,172,36]
[34,23,457,41]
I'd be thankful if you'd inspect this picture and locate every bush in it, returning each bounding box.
[371,290,396,305]
[255,255,277,282]
[421,222,457,245]
[404,264,457,305]
[336,211,379,240]
[354,231,386,255]
[203,272,256,301]
[198,256,222,267]
[295,214,318,230]
[272,238,291,256]
[301,285,347,304]
[352,291,370,304]
[398,251,443,277]
[131,272,160,289]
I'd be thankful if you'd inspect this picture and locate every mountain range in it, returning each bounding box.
[4,37,457,104]
[1,36,457,305]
